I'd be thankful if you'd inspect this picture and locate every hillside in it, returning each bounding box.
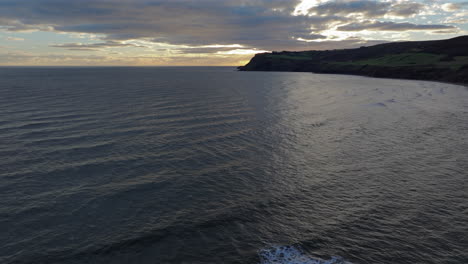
[238,36,468,84]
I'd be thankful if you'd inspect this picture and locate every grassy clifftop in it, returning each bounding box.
[238,36,468,84]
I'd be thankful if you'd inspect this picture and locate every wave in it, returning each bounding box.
[259,245,351,264]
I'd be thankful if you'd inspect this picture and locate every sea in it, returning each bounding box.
[0,67,467,264]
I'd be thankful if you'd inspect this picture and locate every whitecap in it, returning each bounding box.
[259,245,351,264]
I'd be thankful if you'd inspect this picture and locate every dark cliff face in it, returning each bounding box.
[238,36,468,84]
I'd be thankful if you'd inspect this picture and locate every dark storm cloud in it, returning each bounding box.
[0,0,459,51]
[337,21,456,31]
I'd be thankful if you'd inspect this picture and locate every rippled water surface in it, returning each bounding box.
[1,67,467,264]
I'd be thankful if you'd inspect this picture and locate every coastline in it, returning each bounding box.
[238,67,468,87]
[238,36,468,86]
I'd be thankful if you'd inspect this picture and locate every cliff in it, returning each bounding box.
[238,36,468,84]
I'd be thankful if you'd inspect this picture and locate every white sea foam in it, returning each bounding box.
[259,245,351,264]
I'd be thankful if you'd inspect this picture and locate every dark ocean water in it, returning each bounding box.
[0,67,467,264]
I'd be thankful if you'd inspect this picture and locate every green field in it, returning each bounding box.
[333,53,468,69]
[267,52,468,70]
[266,54,313,60]
[439,56,468,69]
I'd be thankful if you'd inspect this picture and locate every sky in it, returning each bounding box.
[0,0,467,66]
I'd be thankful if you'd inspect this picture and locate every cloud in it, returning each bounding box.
[307,0,391,17]
[0,0,465,65]
[305,0,424,18]
[50,41,138,51]
[441,3,461,12]
[0,17,52,32]
[294,33,328,41]
[0,0,304,50]
[388,2,424,17]
[5,36,24,41]
[298,36,388,48]
[0,1,461,50]
[174,46,266,55]
[0,51,108,65]
[0,50,254,66]
[337,20,457,32]
[445,10,468,23]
